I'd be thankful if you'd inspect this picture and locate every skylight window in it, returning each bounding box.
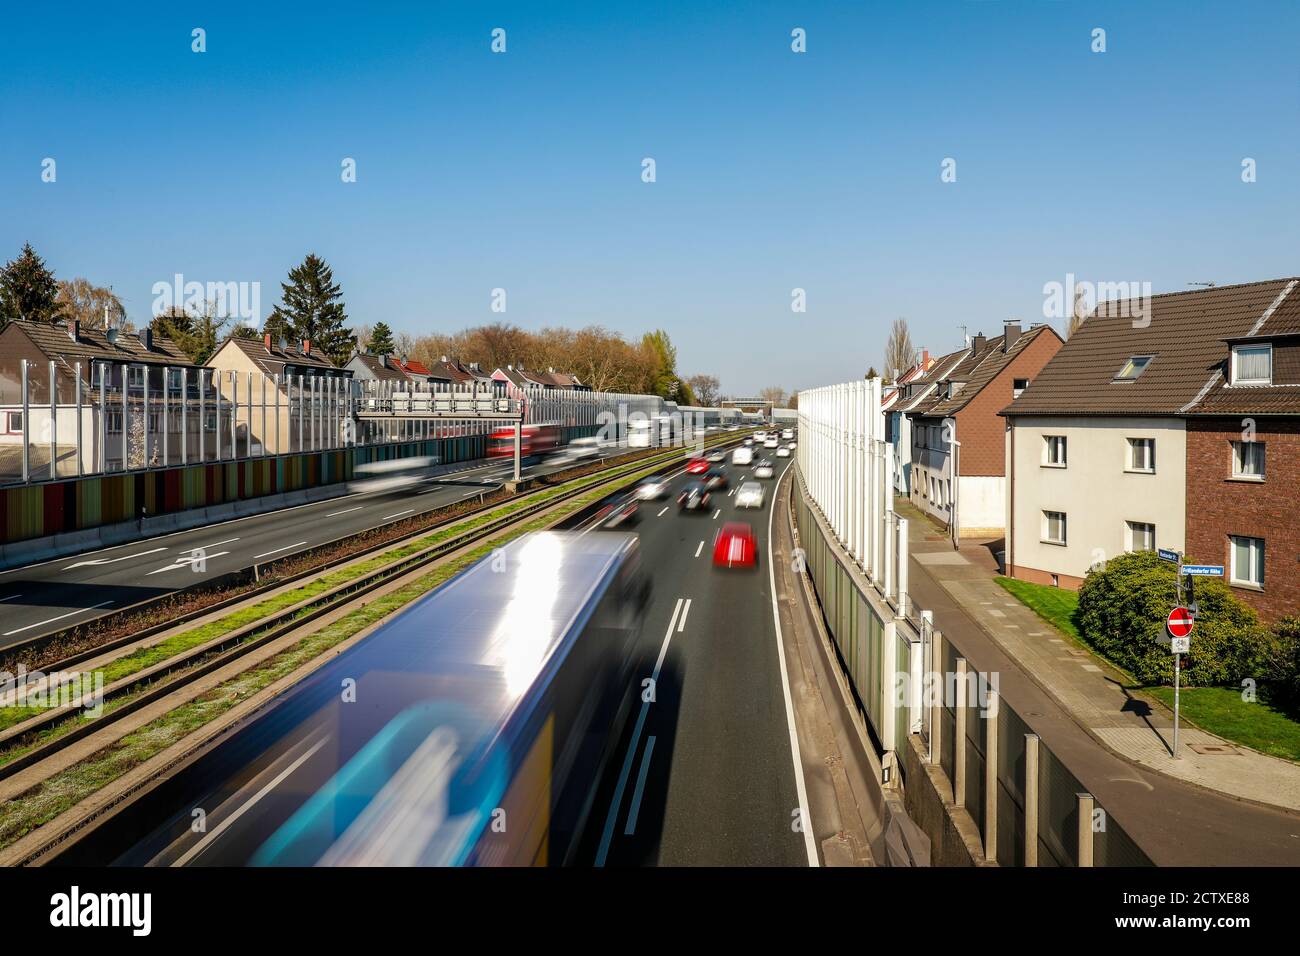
[1114,355,1153,381]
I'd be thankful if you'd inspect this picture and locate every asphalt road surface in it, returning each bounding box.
[72,452,812,867]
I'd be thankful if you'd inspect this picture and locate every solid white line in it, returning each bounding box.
[326,506,363,517]
[656,507,669,518]
[0,594,22,603]
[382,510,415,520]
[768,465,819,867]
[174,737,330,867]
[694,541,704,558]
[623,735,657,836]
[3,600,115,636]
[677,598,692,632]
[252,542,307,560]
[202,538,241,549]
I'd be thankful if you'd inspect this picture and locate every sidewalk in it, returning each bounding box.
[899,499,1300,816]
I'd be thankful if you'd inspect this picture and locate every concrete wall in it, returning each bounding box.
[1007,415,1186,587]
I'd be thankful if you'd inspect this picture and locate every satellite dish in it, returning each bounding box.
[106,327,119,345]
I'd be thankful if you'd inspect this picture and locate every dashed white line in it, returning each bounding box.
[656,507,669,518]
[712,509,721,519]
[382,510,415,521]
[64,547,168,571]
[252,542,307,560]
[146,552,231,575]
[3,600,115,636]
[326,507,363,517]
[677,598,692,632]
[694,541,704,558]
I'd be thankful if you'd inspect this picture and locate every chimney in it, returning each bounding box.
[380,353,390,368]
[921,348,930,368]
[302,338,311,355]
[1003,320,1022,351]
[264,332,273,352]
[68,320,79,343]
[971,333,986,355]
[138,328,153,351]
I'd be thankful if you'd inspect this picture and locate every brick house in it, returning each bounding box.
[905,322,1063,537]
[1003,277,1300,621]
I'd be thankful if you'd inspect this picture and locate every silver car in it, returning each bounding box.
[735,480,765,509]
[754,464,774,479]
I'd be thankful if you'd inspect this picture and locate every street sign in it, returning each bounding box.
[1171,635,1190,654]
[1166,606,1194,639]
[1182,565,1224,577]
[1157,548,1180,563]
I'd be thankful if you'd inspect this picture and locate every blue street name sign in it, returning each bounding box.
[1183,565,1224,577]
[1158,548,1180,563]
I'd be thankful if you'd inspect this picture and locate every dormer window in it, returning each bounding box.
[1114,355,1152,381]
[1231,344,1272,385]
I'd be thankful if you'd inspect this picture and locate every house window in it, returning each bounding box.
[1043,435,1067,467]
[1231,440,1265,479]
[1230,535,1265,588]
[1043,511,1067,545]
[1127,437,1155,472]
[1126,521,1155,552]
[1232,345,1272,385]
[6,411,22,433]
[127,366,144,387]
[1114,355,1153,381]
[1012,378,1029,398]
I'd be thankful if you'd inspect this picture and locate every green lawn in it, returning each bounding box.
[994,576,1082,641]
[1145,685,1300,763]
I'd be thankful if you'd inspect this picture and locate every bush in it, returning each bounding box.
[1265,617,1300,712]
[1075,550,1273,687]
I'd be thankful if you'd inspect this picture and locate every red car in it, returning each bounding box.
[712,522,757,568]
[685,458,710,475]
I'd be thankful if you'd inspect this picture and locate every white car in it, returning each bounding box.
[781,429,794,440]
[763,438,779,449]
[561,436,603,461]
[735,481,765,509]
[776,446,790,457]
[753,431,767,442]
[754,464,774,479]
[634,478,670,500]
[731,446,754,466]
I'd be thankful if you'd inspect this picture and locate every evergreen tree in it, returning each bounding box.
[266,253,352,364]
[0,243,65,326]
[367,321,397,355]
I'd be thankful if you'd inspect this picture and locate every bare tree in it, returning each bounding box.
[759,386,788,407]
[687,374,721,406]
[1068,285,1089,338]
[56,278,130,330]
[883,318,914,382]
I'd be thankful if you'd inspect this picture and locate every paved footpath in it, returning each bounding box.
[897,500,1300,865]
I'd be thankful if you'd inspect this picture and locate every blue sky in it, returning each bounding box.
[2,1,1296,395]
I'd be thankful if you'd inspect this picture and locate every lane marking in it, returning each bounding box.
[326,506,363,517]
[3,600,115,636]
[656,507,669,518]
[201,537,241,549]
[712,509,721,520]
[0,594,22,603]
[252,542,307,560]
[382,509,415,521]
[146,552,231,575]
[597,597,685,866]
[767,464,819,867]
[694,541,704,558]
[64,547,167,571]
[623,735,657,836]
[174,736,329,867]
[677,598,692,632]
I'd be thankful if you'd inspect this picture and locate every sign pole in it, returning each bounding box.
[1173,648,1181,759]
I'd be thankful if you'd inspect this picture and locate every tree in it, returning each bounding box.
[759,386,788,407]
[0,243,65,326]
[56,278,129,330]
[883,318,914,382]
[1068,286,1089,338]
[865,366,880,379]
[266,253,353,364]
[152,301,232,365]
[687,374,721,406]
[642,329,687,401]
[366,321,397,355]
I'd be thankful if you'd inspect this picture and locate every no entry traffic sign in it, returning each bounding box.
[1167,606,1194,640]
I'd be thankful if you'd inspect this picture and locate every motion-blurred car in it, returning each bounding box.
[753,431,768,442]
[677,483,712,512]
[731,446,753,466]
[559,436,603,462]
[781,428,794,440]
[685,457,710,475]
[735,481,765,509]
[702,468,728,491]
[712,522,757,568]
[754,462,774,479]
[634,478,670,500]
[763,437,779,449]
[776,446,791,458]
[706,450,726,463]
[596,500,639,529]
[743,437,754,447]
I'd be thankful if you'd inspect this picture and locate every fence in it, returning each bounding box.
[795,379,1150,866]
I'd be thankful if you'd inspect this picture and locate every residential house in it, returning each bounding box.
[1002,277,1300,621]
[906,322,1063,536]
[206,334,351,455]
[883,349,942,494]
[0,319,201,476]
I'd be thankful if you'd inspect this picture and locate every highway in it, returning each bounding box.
[0,446,638,650]
[59,451,814,867]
